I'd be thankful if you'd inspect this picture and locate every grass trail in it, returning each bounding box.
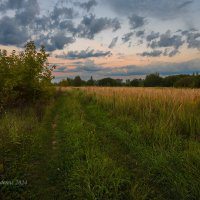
[1,89,200,199]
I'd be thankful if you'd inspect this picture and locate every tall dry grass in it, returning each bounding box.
[81,87,200,141]
[78,87,200,199]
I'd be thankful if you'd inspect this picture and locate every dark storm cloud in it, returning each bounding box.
[129,14,146,29]
[77,14,121,39]
[108,37,118,48]
[139,50,163,57]
[56,49,112,59]
[78,0,98,12]
[104,0,195,19]
[122,32,134,43]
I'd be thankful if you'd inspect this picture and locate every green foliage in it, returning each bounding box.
[0,41,55,108]
[57,73,200,88]
[73,75,83,86]
[174,76,200,88]
[87,76,95,86]
[130,79,140,87]
[144,73,163,87]
[57,79,70,87]
[98,77,119,86]
[1,89,200,199]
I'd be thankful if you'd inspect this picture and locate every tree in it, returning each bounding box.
[98,78,118,86]
[144,73,163,87]
[0,41,55,107]
[58,79,70,87]
[87,76,95,86]
[130,79,140,87]
[73,76,82,87]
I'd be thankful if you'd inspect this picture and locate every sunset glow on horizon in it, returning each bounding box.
[0,0,200,81]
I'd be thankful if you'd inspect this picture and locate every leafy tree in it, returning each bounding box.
[174,76,200,88]
[144,73,163,87]
[58,79,70,87]
[0,41,55,108]
[87,76,95,86]
[130,79,140,87]
[73,76,83,87]
[98,78,118,86]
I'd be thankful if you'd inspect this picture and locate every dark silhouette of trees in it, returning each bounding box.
[57,74,200,88]
[130,79,140,87]
[73,76,85,86]
[144,73,163,87]
[87,76,95,86]
[98,78,118,86]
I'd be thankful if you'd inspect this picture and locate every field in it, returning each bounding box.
[1,87,200,199]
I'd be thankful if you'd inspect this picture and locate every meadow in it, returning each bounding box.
[1,87,200,199]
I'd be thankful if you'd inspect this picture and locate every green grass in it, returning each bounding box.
[1,89,200,199]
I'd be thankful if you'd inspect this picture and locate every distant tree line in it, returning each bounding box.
[56,73,200,88]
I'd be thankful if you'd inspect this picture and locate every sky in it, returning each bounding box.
[0,0,200,81]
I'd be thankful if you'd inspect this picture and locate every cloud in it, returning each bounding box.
[66,59,103,73]
[54,58,200,79]
[56,49,112,59]
[129,14,146,29]
[15,0,40,26]
[0,16,29,45]
[163,49,180,57]
[136,30,145,38]
[54,66,68,73]
[146,31,160,42]
[0,0,26,11]
[99,59,200,77]
[139,50,163,57]
[108,37,118,48]
[177,0,193,9]
[36,32,75,51]
[140,48,180,58]
[104,0,195,19]
[78,0,98,12]
[50,6,76,22]
[77,14,121,39]
[185,32,200,50]
[122,32,134,43]
[148,30,184,49]
[0,1,122,50]
[51,33,75,50]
